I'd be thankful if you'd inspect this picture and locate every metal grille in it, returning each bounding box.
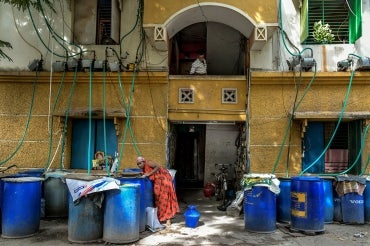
[97,0,112,44]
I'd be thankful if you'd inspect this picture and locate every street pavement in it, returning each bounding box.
[0,188,369,245]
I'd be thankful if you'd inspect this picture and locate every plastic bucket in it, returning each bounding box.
[341,192,364,224]
[103,184,140,244]
[277,178,291,223]
[365,180,370,223]
[244,186,276,233]
[68,194,103,243]
[1,177,42,238]
[291,176,324,233]
[323,178,334,223]
[44,171,69,218]
[117,177,153,232]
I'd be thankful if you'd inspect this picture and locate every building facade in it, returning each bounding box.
[0,0,369,188]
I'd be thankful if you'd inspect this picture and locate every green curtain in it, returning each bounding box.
[349,0,362,44]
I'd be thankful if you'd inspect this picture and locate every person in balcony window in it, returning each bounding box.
[136,156,180,226]
[190,50,207,75]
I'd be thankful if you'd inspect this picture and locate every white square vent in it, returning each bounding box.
[255,26,267,41]
[222,88,237,104]
[179,88,194,103]
[154,25,165,41]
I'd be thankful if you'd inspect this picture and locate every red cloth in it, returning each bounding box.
[143,161,180,222]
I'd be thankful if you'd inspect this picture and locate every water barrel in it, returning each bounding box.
[365,180,370,223]
[44,170,70,218]
[322,178,334,223]
[1,177,43,238]
[18,169,44,178]
[291,176,324,233]
[277,178,291,223]
[244,186,276,233]
[68,193,103,243]
[118,177,153,232]
[333,190,342,222]
[103,184,140,244]
[341,192,364,224]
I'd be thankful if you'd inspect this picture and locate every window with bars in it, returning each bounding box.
[300,0,362,44]
[73,0,120,45]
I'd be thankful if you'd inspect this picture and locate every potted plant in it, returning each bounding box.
[312,21,334,71]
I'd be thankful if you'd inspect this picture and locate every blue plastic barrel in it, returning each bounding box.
[365,180,370,223]
[244,186,276,233]
[68,193,103,243]
[333,188,342,222]
[277,178,291,223]
[341,192,364,224]
[103,184,140,244]
[1,177,42,238]
[323,178,334,223]
[123,168,142,173]
[18,169,44,177]
[44,171,69,218]
[118,177,153,232]
[291,176,324,233]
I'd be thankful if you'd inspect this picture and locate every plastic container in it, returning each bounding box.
[117,177,153,232]
[277,178,291,223]
[184,205,201,228]
[44,171,69,218]
[244,186,276,233]
[333,189,342,222]
[291,176,325,233]
[68,194,103,243]
[103,184,140,244]
[341,192,364,224]
[1,177,42,238]
[365,180,370,223]
[323,178,334,223]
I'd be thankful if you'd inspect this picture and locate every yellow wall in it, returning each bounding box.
[168,75,246,122]
[0,71,168,172]
[143,0,277,24]
[250,71,370,177]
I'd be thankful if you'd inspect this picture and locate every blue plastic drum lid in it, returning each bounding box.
[277,178,291,223]
[290,176,325,232]
[244,186,276,233]
[365,180,370,223]
[103,184,140,244]
[68,193,104,243]
[1,177,43,238]
[44,171,70,218]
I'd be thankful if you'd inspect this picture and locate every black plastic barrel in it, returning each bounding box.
[291,176,325,233]
[1,177,42,238]
[44,171,69,218]
[68,194,103,243]
[323,178,334,223]
[365,180,370,223]
[118,177,153,232]
[277,178,291,223]
[244,186,276,233]
[341,192,364,224]
[103,184,140,244]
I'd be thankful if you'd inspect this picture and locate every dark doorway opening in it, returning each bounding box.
[173,124,205,188]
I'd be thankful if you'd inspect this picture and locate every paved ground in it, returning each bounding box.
[0,188,369,246]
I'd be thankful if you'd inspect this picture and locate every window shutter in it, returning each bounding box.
[300,0,309,43]
[349,0,362,44]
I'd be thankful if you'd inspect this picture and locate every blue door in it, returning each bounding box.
[71,119,117,169]
[302,122,325,173]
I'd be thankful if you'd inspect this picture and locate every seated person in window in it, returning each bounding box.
[190,50,207,75]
